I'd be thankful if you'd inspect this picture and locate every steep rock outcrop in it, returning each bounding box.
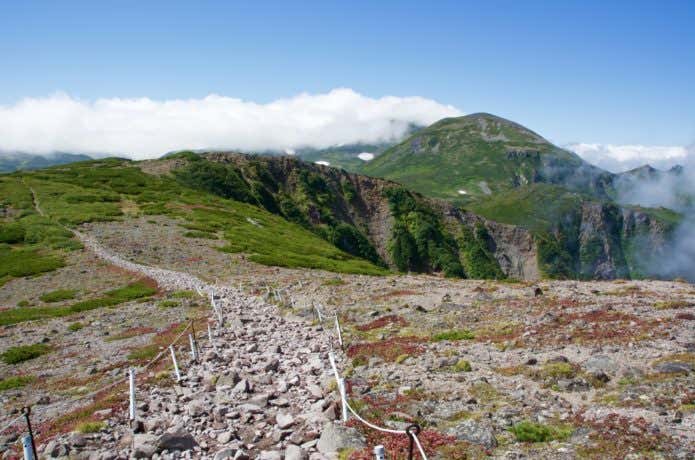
[162,152,540,280]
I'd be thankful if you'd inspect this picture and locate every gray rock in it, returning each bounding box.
[214,448,236,460]
[156,430,198,452]
[276,413,295,429]
[217,431,235,444]
[316,423,366,454]
[557,378,591,392]
[132,434,157,458]
[654,362,692,374]
[584,355,616,375]
[447,419,498,449]
[258,451,282,460]
[284,444,307,460]
[187,400,205,417]
[233,379,251,393]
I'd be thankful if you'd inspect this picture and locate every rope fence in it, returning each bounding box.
[0,284,222,459]
[321,312,429,459]
[3,268,426,459]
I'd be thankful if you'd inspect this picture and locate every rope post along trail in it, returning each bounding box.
[207,323,217,352]
[21,407,37,460]
[373,445,386,460]
[128,368,136,421]
[338,378,348,422]
[406,424,421,460]
[22,434,35,460]
[327,352,430,460]
[334,313,344,350]
[189,333,198,363]
[169,345,182,382]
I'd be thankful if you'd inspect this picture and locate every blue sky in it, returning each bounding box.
[0,0,693,165]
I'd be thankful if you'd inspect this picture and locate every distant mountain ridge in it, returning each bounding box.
[0,152,92,173]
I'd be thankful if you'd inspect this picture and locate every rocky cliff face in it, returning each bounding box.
[161,152,541,280]
[157,152,678,281]
[536,201,678,281]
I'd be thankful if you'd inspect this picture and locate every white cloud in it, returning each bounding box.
[565,142,693,173]
[0,88,461,160]
[357,152,374,161]
[314,160,330,166]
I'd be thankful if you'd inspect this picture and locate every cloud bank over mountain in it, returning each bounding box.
[0,89,461,159]
[566,142,694,173]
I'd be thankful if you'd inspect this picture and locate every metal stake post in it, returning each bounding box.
[189,333,198,362]
[373,445,385,460]
[128,368,136,420]
[338,378,348,421]
[21,407,37,460]
[406,424,421,460]
[169,345,181,381]
[335,314,343,349]
[207,323,217,352]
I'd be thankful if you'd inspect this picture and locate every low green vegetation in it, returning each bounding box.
[432,329,475,341]
[458,223,505,279]
[75,421,106,433]
[1,158,387,286]
[322,277,346,286]
[0,375,35,391]
[0,281,155,325]
[170,290,196,299]
[655,300,692,310]
[508,421,573,443]
[158,300,179,308]
[0,246,65,286]
[67,321,85,331]
[453,359,472,372]
[174,156,386,268]
[127,344,159,362]
[68,281,156,312]
[1,343,52,364]
[40,288,78,303]
[384,187,464,277]
[541,362,576,379]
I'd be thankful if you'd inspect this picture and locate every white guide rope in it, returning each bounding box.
[0,414,24,434]
[327,352,429,458]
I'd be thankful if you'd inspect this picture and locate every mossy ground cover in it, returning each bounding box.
[1,343,52,364]
[40,288,78,303]
[0,375,35,391]
[0,280,155,325]
[508,421,573,442]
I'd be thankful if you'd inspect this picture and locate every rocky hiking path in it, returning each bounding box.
[32,231,362,460]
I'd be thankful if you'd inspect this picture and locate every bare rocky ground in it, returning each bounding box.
[1,216,694,459]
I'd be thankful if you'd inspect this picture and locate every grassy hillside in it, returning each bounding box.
[361,113,610,202]
[0,159,387,284]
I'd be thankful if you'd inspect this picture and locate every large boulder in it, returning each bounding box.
[316,423,366,454]
[156,429,198,452]
[584,355,617,376]
[132,434,157,458]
